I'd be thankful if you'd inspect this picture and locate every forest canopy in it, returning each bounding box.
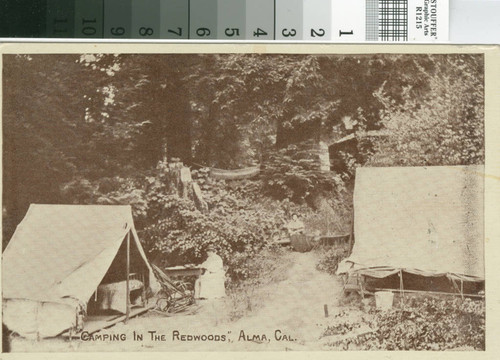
[2,53,484,250]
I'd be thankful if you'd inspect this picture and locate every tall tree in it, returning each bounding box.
[368,54,484,166]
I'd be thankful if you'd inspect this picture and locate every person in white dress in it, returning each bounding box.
[195,245,226,300]
[194,245,226,325]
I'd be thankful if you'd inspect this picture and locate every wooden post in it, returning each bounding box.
[359,274,365,298]
[125,231,130,323]
[163,142,168,164]
[399,270,404,307]
[348,210,354,252]
[142,272,147,307]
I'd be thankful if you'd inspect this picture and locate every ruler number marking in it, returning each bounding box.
[281,28,296,37]
[310,28,325,37]
[253,28,268,37]
[111,27,125,36]
[224,28,240,37]
[196,28,211,37]
[52,18,68,34]
[339,30,354,37]
[168,27,183,37]
[81,18,97,36]
[139,27,154,36]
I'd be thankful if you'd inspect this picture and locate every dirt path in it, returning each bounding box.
[10,250,347,351]
[228,251,344,348]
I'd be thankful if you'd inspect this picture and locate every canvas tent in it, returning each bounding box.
[337,165,484,294]
[2,204,158,339]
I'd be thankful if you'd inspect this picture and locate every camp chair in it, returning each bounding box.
[151,265,194,314]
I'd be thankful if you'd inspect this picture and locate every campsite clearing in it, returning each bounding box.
[9,251,359,351]
[7,244,485,352]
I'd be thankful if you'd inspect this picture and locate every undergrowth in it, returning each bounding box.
[225,246,292,322]
[323,296,485,350]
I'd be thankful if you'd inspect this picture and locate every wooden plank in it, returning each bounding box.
[62,305,154,338]
[164,265,202,277]
[372,288,485,298]
[319,234,350,246]
[164,268,202,277]
[275,239,291,245]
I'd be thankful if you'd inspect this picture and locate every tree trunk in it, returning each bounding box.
[276,117,322,149]
[199,102,216,165]
[166,94,192,163]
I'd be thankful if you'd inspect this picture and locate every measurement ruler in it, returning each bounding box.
[2,0,449,41]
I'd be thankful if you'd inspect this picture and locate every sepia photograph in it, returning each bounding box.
[0,45,493,353]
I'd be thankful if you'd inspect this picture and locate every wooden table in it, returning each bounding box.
[163,265,203,277]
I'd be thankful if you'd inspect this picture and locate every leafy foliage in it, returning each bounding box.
[261,142,343,204]
[2,53,484,252]
[316,246,350,275]
[368,55,484,166]
[139,165,295,282]
[325,296,485,350]
[367,297,485,350]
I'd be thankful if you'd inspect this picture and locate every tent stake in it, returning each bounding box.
[125,231,130,323]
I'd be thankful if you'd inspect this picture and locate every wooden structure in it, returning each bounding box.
[319,234,350,247]
[164,265,203,277]
[63,304,154,339]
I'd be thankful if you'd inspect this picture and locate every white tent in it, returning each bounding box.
[2,204,157,338]
[338,166,484,283]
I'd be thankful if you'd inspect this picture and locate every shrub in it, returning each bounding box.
[140,166,295,283]
[261,142,344,204]
[326,296,485,350]
[367,297,485,350]
[316,246,350,275]
[141,194,268,275]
